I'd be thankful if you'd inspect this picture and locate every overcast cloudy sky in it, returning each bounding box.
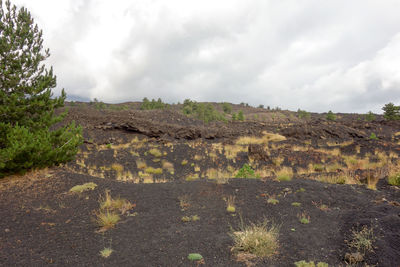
[11,0,400,113]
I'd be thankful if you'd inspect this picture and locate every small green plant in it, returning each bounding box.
[230,219,279,258]
[106,143,112,149]
[388,173,400,186]
[235,164,258,178]
[294,260,329,267]
[70,182,97,193]
[369,132,378,140]
[326,110,336,121]
[100,247,113,258]
[187,253,203,261]
[291,202,301,207]
[181,159,188,166]
[296,188,306,193]
[298,212,310,224]
[267,198,279,205]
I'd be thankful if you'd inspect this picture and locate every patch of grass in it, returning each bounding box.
[326,162,342,172]
[346,225,375,254]
[224,144,248,160]
[95,210,120,230]
[298,212,310,224]
[388,173,400,186]
[267,198,279,205]
[111,163,124,173]
[276,167,293,181]
[136,160,147,169]
[187,253,203,261]
[294,260,329,267]
[181,159,188,166]
[272,156,284,167]
[291,202,301,207]
[70,182,97,193]
[100,190,134,214]
[312,164,324,172]
[296,188,306,193]
[148,148,162,157]
[185,173,199,181]
[231,220,279,258]
[312,201,329,211]
[235,132,286,145]
[100,247,113,258]
[145,167,163,175]
[181,215,200,222]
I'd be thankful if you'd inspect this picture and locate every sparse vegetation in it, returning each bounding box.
[235,164,258,178]
[182,99,226,123]
[298,212,310,224]
[148,148,162,157]
[70,182,97,193]
[291,202,301,207]
[222,102,232,114]
[276,167,293,181]
[346,225,375,255]
[100,247,113,258]
[369,132,378,140]
[140,97,167,110]
[181,215,200,222]
[297,109,311,119]
[364,111,375,121]
[326,110,336,121]
[267,198,279,205]
[237,110,245,121]
[231,220,279,258]
[225,196,236,213]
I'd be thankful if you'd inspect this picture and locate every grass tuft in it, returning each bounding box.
[231,220,279,258]
[100,247,113,258]
[70,182,97,193]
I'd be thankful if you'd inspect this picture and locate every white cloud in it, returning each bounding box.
[10,0,400,112]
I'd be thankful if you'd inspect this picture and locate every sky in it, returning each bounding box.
[10,0,400,113]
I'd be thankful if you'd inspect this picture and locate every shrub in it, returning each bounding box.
[346,225,375,254]
[222,102,232,114]
[235,164,258,178]
[231,220,279,258]
[294,261,329,267]
[326,111,336,121]
[382,103,400,120]
[388,173,400,186]
[369,133,378,140]
[0,1,83,177]
[237,110,245,121]
[364,111,375,121]
[100,247,113,258]
[297,109,311,119]
[70,182,97,193]
[182,99,226,123]
[140,97,167,110]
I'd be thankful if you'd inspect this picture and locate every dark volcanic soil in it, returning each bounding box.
[1,102,400,266]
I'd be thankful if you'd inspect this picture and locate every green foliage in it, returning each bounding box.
[364,111,375,121]
[91,98,106,110]
[382,103,400,120]
[235,164,258,178]
[187,253,203,261]
[388,172,400,186]
[326,110,336,121]
[297,109,311,119]
[182,99,226,123]
[258,104,264,109]
[232,113,237,121]
[369,132,378,140]
[140,97,167,110]
[222,102,232,114]
[237,110,245,121]
[0,1,82,177]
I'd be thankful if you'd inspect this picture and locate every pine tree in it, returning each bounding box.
[382,103,400,121]
[0,0,82,177]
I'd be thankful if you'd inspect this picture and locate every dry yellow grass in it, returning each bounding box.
[272,156,284,167]
[136,160,147,169]
[148,148,162,157]
[235,131,286,145]
[315,148,341,157]
[224,145,248,160]
[276,167,293,181]
[111,163,124,173]
[292,146,309,152]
